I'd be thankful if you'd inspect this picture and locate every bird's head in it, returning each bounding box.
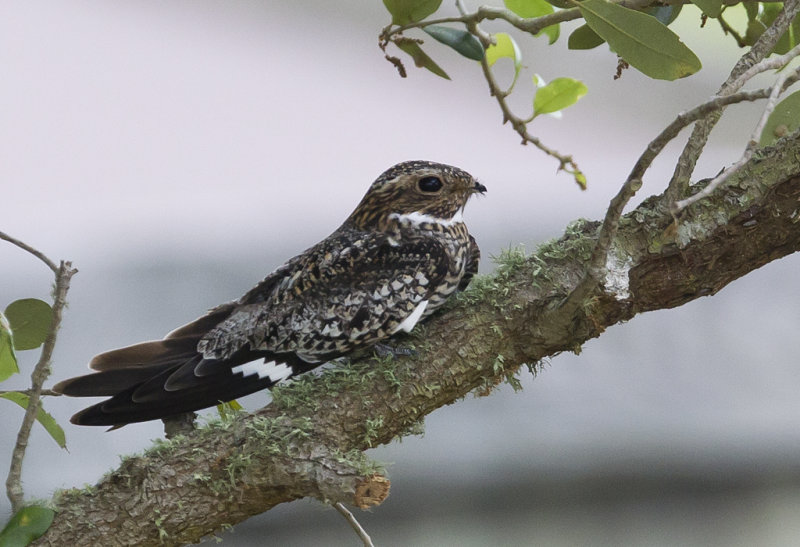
[344,160,486,231]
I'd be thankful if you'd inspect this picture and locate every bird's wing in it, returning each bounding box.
[197,231,453,365]
[457,234,480,292]
[55,232,456,426]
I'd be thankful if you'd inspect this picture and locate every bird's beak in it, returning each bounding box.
[473,181,487,194]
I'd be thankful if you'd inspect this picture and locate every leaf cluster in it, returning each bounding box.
[0,297,64,544]
[380,0,800,180]
[0,298,65,447]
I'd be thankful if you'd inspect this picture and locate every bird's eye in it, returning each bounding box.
[418,176,443,193]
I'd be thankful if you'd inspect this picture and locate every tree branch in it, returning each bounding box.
[665,0,800,201]
[34,132,800,546]
[675,62,800,212]
[334,502,375,547]
[1,232,77,513]
[0,231,59,274]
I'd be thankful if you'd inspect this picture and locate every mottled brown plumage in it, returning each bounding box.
[54,161,485,426]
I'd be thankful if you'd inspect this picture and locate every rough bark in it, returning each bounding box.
[35,134,800,546]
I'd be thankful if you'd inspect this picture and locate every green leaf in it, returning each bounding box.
[383,0,442,25]
[0,392,67,449]
[533,77,588,117]
[759,90,800,147]
[0,312,19,382]
[396,40,450,79]
[0,506,55,547]
[568,24,606,50]
[505,0,553,18]
[423,25,485,60]
[544,0,573,7]
[744,1,759,21]
[4,299,52,351]
[776,15,800,54]
[689,0,722,18]
[486,32,522,88]
[504,0,559,44]
[486,32,522,68]
[744,19,766,47]
[648,4,683,25]
[216,399,243,420]
[578,0,702,80]
[540,22,560,44]
[742,4,800,52]
[569,168,588,190]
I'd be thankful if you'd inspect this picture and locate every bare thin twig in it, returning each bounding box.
[2,232,77,512]
[556,77,798,312]
[454,0,583,181]
[0,389,62,397]
[0,231,59,274]
[665,0,800,201]
[675,64,800,212]
[334,502,374,547]
[731,43,800,89]
[385,0,658,40]
[380,0,675,182]
[476,51,581,177]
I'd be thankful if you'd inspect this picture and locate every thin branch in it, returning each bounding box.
[334,502,374,547]
[5,259,77,513]
[0,389,62,397]
[730,43,800,90]
[454,6,584,182]
[665,0,800,201]
[675,64,800,212]
[379,0,669,182]
[38,135,800,545]
[556,75,799,313]
[0,231,59,274]
[476,50,581,178]
[384,0,661,41]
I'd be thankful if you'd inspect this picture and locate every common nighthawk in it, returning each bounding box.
[55,161,485,426]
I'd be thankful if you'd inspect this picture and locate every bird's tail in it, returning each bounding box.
[53,306,309,427]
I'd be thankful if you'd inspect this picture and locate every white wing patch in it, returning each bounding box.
[232,360,293,383]
[392,299,429,334]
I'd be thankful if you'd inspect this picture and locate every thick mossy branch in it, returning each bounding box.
[36,136,800,546]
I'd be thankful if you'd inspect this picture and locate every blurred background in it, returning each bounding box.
[2,1,800,545]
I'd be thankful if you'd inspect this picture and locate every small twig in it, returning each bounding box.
[441,0,583,177]
[730,43,800,91]
[383,0,658,42]
[478,51,580,175]
[665,0,800,201]
[557,79,796,312]
[0,231,59,274]
[334,502,374,547]
[0,389,62,397]
[380,0,678,181]
[675,65,800,212]
[455,0,492,45]
[3,235,77,512]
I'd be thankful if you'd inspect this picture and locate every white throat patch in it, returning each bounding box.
[389,209,464,228]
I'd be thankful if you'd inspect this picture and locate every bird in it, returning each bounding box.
[54,160,486,426]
